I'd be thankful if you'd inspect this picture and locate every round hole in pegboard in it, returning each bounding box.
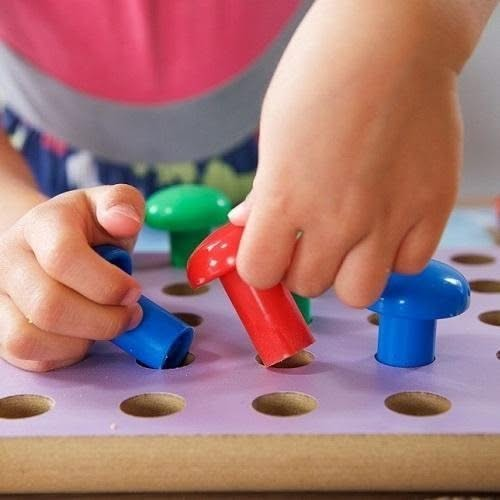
[255,350,314,369]
[252,391,317,417]
[384,391,451,417]
[180,352,196,366]
[496,350,500,360]
[173,312,203,327]
[451,253,495,265]
[367,313,379,326]
[120,392,185,417]
[163,282,209,296]
[0,394,54,419]
[136,352,195,370]
[469,280,500,293]
[479,311,500,327]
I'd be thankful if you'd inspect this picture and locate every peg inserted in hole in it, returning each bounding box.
[187,223,314,366]
[94,245,194,369]
[368,260,470,367]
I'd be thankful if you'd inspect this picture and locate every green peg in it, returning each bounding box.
[292,293,312,324]
[145,184,232,268]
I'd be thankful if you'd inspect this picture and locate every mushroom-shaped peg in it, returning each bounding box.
[292,293,312,324]
[145,184,231,268]
[368,260,470,368]
[187,223,314,366]
[94,245,194,369]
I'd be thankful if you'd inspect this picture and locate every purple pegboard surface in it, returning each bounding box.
[1,249,499,438]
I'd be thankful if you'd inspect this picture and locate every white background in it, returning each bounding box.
[459,6,499,201]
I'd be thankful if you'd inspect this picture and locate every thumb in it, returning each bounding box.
[228,189,254,226]
[88,184,145,240]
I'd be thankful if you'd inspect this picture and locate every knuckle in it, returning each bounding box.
[25,202,49,222]
[28,286,63,332]
[23,203,62,239]
[39,237,75,279]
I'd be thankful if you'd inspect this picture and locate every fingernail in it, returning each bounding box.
[228,202,247,223]
[107,203,142,223]
[121,287,142,306]
[127,305,143,331]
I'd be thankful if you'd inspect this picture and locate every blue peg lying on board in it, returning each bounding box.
[94,245,193,369]
[368,260,470,368]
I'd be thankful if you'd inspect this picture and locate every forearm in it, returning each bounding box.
[0,130,47,231]
[424,0,499,71]
[298,0,498,73]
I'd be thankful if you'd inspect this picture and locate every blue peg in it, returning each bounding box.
[94,245,193,369]
[368,260,470,368]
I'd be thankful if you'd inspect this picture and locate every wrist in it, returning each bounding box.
[0,131,48,231]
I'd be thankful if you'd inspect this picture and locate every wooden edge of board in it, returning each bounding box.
[0,434,499,493]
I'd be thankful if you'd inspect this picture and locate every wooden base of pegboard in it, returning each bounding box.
[1,435,500,494]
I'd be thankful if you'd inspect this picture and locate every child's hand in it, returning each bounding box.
[229,0,483,307]
[0,184,144,371]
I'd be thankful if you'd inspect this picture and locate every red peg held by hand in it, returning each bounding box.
[187,223,314,366]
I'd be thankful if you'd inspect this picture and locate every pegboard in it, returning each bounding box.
[1,250,499,494]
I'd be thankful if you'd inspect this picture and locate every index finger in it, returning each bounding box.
[23,208,141,307]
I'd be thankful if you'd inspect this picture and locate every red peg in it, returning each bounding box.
[187,223,314,366]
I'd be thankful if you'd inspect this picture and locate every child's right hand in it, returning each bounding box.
[0,184,145,372]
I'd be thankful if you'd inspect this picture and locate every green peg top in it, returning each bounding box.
[145,184,232,268]
[146,184,231,232]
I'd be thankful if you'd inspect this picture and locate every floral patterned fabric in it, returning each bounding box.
[1,107,256,204]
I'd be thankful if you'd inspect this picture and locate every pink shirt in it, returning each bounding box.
[0,0,300,104]
[0,0,308,162]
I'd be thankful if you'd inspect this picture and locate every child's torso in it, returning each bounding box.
[0,0,309,162]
